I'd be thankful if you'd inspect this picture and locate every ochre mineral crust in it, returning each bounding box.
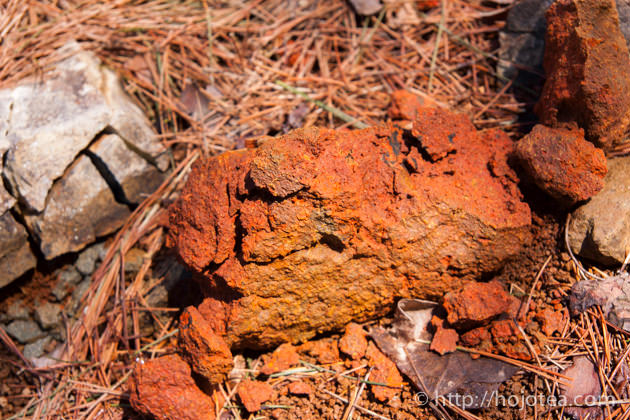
[168,106,532,354]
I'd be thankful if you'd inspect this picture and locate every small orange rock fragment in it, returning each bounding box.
[128,354,215,420]
[288,381,313,396]
[339,323,368,360]
[260,343,300,375]
[430,326,459,355]
[366,342,403,402]
[237,380,274,412]
[178,306,233,383]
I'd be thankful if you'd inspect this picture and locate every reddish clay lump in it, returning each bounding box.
[260,343,299,375]
[339,322,368,360]
[443,281,514,329]
[430,325,459,355]
[366,342,404,402]
[237,380,274,412]
[128,354,216,420]
[168,106,531,354]
[515,124,607,206]
[536,0,630,150]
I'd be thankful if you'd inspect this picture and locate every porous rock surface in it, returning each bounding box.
[535,0,630,149]
[168,106,532,352]
[515,124,607,206]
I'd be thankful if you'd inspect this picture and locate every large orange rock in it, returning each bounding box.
[168,107,531,351]
[128,354,215,420]
[535,0,630,150]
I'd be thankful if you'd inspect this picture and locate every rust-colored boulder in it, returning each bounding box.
[128,354,215,420]
[430,326,459,355]
[535,0,630,149]
[260,343,299,375]
[516,125,607,206]
[237,380,274,412]
[443,281,513,329]
[339,323,368,360]
[366,342,404,402]
[178,306,233,383]
[168,108,531,356]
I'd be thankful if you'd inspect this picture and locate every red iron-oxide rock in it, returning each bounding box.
[536,308,566,336]
[536,0,630,149]
[260,343,300,375]
[168,108,531,352]
[178,306,233,383]
[339,323,368,360]
[287,381,313,396]
[388,90,433,121]
[128,354,216,420]
[299,338,341,365]
[443,281,513,329]
[430,326,459,355]
[516,124,607,206]
[366,342,404,402]
[237,380,274,412]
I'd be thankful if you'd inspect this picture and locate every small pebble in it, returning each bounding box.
[4,320,44,344]
[75,244,101,276]
[35,302,61,330]
[23,336,52,359]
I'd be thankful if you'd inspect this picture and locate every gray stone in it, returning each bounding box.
[569,157,630,266]
[4,320,44,344]
[23,337,52,359]
[6,300,29,320]
[70,278,92,313]
[24,155,131,260]
[52,266,82,301]
[0,211,36,288]
[88,133,164,205]
[0,42,167,213]
[34,302,61,330]
[75,244,101,276]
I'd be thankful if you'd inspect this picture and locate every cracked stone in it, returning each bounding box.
[24,155,131,260]
[0,42,167,213]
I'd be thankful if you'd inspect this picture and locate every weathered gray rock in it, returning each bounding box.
[4,320,44,344]
[0,42,168,289]
[0,211,36,288]
[23,337,52,359]
[349,0,382,15]
[569,157,630,266]
[75,243,101,276]
[24,155,131,260]
[6,300,29,320]
[52,266,82,301]
[34,302,61,330]
[0,42,167,213]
